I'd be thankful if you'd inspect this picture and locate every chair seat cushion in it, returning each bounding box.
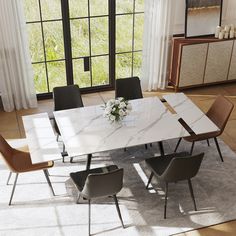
[70,165,118,192]
[145,152,189,177]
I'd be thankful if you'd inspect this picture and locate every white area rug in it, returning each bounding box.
[0,138,236,236]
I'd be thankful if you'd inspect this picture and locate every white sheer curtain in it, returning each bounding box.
[0,0,37,112]
[141,0,176,91]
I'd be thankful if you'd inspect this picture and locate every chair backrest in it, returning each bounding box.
[81,168,124,199]
[161,153,204,182]
[206,95,234,134]
[115,77,143,100]
[0,135,20,172]
[53,85,84,111]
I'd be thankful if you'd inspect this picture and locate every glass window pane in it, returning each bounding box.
[71,19,90,58]
[43,21,65,60]
[116,53,132,79]
[40,0,62,20]
[133,52,142,78]
[27,23,44,62]
[116,0,133,14]
[135,0,144,12]
[32,63,48,93]
[73,59,91,88]
[92,56,109,86]
[69,0,88,18]
[134,14,144,51]
[90,0,108,16]
[23,0,40,22]
[47,61,66,91]
[116,15,133,53]
[91,17,108,55]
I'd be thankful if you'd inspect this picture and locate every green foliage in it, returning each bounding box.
[23,0,144,93]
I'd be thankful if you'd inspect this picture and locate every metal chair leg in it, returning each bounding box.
[207,139,210,146]
[158,141,165,156]
[9,173,18,205]
[146,172,154,189]
[113,195,125,228]
[88,199,91,236]
[214,137,224,162]
[188,179,197,211]
[43,169,55,196]
[6,172,12,185]
[190,142,195,155]
[174,138,182,152]
[164,182,168,219]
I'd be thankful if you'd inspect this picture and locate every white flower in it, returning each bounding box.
[112,107,116,112]
[105,107,112,114]
[107,99,115,107]
[115,100,120,105]
[109,115,116,121]
[119,102,126,109]
[118,97,124,101]
[118,109,125,116]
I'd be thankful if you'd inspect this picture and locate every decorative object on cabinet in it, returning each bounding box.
[185,0,223,38]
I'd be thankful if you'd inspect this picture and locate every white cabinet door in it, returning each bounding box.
[228,41,236,81]
[179,43,208,87]
[204,41,233,83]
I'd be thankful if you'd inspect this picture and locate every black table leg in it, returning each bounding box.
[86,154,92,170]
[158,141,165,156]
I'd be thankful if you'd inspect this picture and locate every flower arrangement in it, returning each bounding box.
[103,97,132,122]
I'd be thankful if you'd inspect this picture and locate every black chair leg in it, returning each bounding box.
[214,137,224,162]
[207,139,210,146]
[190,142,195,155]
[43,169,55,196]
[9,173,18,205]
[113,195,125,228]
[158,141,165,156]
[164,182,168,219]
[86,154,92,171]
[174,138,182,152]
[145,144,148,150]
[146,172,154,189]
[188,179,197,211]
[88,199,91,236]
[6,172,12,185]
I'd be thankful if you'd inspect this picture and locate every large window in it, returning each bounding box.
[23,0,144,97]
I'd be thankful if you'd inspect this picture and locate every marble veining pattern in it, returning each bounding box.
[163,93,219,134]
[22,113,62,164]
[54,97,189,157]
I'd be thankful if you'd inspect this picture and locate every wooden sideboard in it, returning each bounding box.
[169,37,236,90]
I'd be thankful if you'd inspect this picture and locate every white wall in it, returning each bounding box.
[173,0,236,34]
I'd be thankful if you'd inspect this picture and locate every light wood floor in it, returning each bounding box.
[1,83,236,236]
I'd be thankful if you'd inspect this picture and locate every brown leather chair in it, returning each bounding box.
[0,135,55,205]
[145,152,204,219]
[70,165,124,236]
[175,95,234,162]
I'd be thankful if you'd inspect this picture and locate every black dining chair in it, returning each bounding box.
[70,165,125,236]
[145,152,204,219]
[115,77,164,154]
[52,84,84,162]
[115,77,143,100]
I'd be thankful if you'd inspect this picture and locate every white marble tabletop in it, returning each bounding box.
[54,97,189,157]
[22,113,62,164]
[163,93,219,135]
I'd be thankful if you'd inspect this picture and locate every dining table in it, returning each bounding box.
[22,93,219,169]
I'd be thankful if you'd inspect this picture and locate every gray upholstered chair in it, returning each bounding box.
[145,152,204,219]
[115,77,143,100]
[70,165,124,236]
[52,84,84,162]
[174,95,234,162]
